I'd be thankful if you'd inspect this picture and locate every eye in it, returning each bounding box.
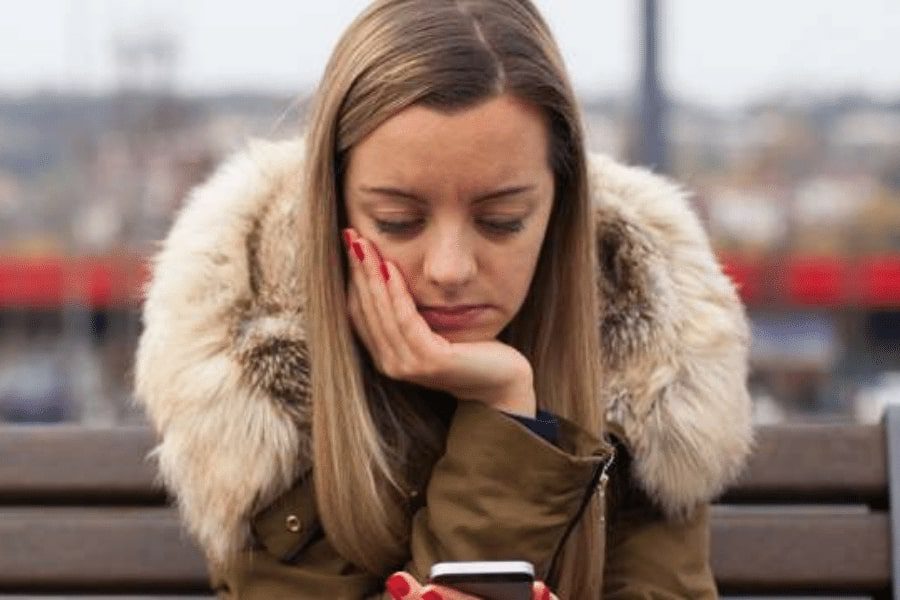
[373,218,525,236]
[479,219,525,234]
[374,219,424,235]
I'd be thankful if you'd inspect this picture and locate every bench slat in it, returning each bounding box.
[0,508,207,592]
[0,428,164,503]
[0,424,889,504]
[721,424,886,504]
[711,508,891,593]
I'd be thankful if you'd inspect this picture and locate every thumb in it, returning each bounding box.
[531,580,558,600]
[385,571,422,599]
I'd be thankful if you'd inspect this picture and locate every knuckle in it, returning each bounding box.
[389,359,410,379]
[409,358,434,380]
[380,358,399,378]
[393,358,421,381]
[397,312,417,336]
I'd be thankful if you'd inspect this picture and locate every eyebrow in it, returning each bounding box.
[358,184,537,205]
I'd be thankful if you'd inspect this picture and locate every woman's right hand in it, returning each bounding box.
[384,571,559,600]
[343,228,536,416]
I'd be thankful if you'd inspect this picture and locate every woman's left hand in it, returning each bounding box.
[384,571,558,600]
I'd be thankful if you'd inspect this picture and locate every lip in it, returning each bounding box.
[419,305,490,330]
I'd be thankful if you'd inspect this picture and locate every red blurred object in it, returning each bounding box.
[784,257,848,306]
[0,256,142,309]
[858,256,900,307]
[0,257,65,308]
[1,253,899,309]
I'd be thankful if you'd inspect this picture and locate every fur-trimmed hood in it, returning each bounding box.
[133,136,754,566]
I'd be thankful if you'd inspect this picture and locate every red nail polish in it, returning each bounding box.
[540,585,551,600]
[385,573,410,599]
[379,261,390,282]
[422,591,443,600]
[352,240,365,263]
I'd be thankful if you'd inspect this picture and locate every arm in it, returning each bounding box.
[214,399,612,598]
[404,400,609,582]
[601,435,719,599]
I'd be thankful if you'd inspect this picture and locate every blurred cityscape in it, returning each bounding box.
[1,16,899,426]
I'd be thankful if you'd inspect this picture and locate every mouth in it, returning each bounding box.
[418,304,489,313]
[418,304,491,330]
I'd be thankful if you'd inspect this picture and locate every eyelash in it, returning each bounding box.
[374,218,525,235]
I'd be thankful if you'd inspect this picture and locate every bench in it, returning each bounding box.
[1,406,898,599]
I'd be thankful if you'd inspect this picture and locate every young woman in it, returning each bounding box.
[134,1,754,598]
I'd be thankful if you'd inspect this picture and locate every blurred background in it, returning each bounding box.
[1,0,898,426]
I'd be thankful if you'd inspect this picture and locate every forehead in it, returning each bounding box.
[345,94,551,190]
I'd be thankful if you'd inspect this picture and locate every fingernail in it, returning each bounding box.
[342,228,352,250]
[385,573,410,599]
[422,591,443,600]
[540,585,551,600]
[352,240,365,263]
[379,261,390,282]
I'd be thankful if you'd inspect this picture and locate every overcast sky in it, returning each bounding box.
[3,0,899,107]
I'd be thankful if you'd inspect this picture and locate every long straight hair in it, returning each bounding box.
[300,1,606,596]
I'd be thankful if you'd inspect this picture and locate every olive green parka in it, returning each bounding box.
[134,137,754,598]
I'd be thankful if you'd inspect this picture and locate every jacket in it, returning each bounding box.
[133,136,754,598]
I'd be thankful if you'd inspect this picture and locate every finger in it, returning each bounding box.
[347,249,386,365]
[419,583,482,600]
[345,229,395,369]
[385,571,421,600]
[347,285,376,354]
[354,237,418,375]
[531,580,555,600]
[344,248,377,353]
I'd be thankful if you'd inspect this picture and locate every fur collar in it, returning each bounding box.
[133,136,753,565]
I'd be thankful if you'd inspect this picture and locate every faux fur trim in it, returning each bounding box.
[133,136,753,565]
[588,156,754,520]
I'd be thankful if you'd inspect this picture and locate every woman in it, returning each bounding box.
[133,0,754,598]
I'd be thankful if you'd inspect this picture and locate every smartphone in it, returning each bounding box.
[429,560,534,600]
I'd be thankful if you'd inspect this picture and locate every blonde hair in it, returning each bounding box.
[300,1,606,596]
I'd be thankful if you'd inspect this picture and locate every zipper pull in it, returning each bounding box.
[597,449,615,524]
[598,447,615,493]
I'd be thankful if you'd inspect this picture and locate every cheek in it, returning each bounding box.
[378,248,421,289]
[497,263,535,304]
[489,242,543,300]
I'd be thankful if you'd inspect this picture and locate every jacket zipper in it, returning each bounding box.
[541,447,616,582]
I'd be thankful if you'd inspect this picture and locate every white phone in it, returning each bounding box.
[429,560,535,600]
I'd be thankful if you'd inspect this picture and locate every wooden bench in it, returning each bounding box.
[2,406,898,599]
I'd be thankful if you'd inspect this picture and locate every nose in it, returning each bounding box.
[422,226,477,291]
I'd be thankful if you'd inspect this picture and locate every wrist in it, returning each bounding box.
[491,380,537,418]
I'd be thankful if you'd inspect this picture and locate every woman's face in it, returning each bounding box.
[343,93,555,343]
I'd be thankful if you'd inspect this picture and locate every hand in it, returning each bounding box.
[343,228,536,416]
[384,571,559,600]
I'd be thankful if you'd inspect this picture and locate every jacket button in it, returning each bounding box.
[285,514,302,533]
[409,489,419,498]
